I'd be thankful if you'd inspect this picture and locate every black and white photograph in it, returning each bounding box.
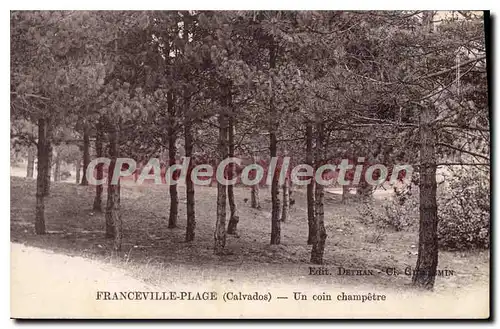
[9,8,491,319]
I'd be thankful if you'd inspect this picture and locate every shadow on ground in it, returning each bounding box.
[10,176,489,291]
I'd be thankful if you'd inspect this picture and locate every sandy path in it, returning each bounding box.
[11,243,152,318]
[11,243,489,319]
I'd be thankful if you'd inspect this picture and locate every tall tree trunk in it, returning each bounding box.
[43,122,53,196]
[43,140,52,196]
[117,179,121,207]
[184,93,196,242]
[413,102,438,289]
[412,11,439,290]
[26,146,35,178]
[105,125,122,251]
[53,152,61,182]
[75,160,81,184]
[214,112,228,255]
[105,156,115,237]
[270,129,281,244]
[251,187,260,208]
[81,124,90,186]
[269,43,281,245]
[182,14,196,240]
[227,104,239,235]
[251,156,260,209]
[227,185,239,235]
[167,90,178,229]
[35,118,48,235]
[93,121,104,212]
[311,122,327,264]
[281,177,290,222]
[342,185,349,203]
[306,121,315,245]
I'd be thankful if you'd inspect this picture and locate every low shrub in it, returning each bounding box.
[356,167,490,251]
[437,168,490,250]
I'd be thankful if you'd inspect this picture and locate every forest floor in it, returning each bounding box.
[10,175,489,290]
[10,175,490,317]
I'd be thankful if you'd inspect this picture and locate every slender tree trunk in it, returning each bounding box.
[270,130,281,244]
[281,177,290,222]
[43,133,52,197]
[81,124,90,186]
[35,118,48,235]
[167,90,178,229]
[251,156,260,209]
[269,43,281,245]
[184,94,196,242]
[75,160,81,184]
[44,144,52,196]
[342,185,349,203]
[93,121,104,212]
[113,177,122,251]
[105,125,120,241]
[412,11,439,290]
[227,105,239,235]
[311,177,327,264]
[226,186,239,233]
[182,16,196,241]
[117,179,121,207]
[105,170,114,237]
[214,112,228,255]
[27,146,35,178]
[311,122,327,264]
[53,152,61,182]
[413,102,439,289]
[251,186,260,208]
[306,121,315,245]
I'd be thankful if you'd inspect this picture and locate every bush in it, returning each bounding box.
[356,190,418,232]
[437,168,490,250]
[356,167,490,251]
[382,186,419,231]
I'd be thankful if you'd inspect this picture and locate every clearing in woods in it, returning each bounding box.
[10,176,489,293]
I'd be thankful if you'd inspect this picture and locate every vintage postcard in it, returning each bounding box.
[10,10,490,319]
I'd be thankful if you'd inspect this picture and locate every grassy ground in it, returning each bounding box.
[10,176,489,293]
